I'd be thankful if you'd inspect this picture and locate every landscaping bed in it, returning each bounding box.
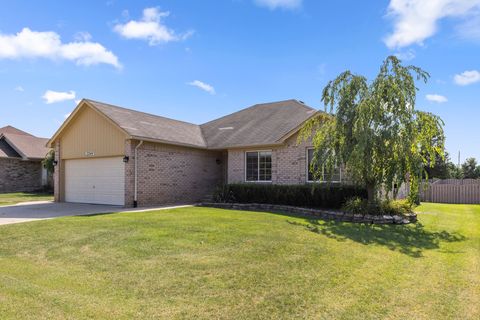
[199,202,417,224]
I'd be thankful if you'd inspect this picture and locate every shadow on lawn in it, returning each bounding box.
[288,219,466,258]
[76,212,117,217]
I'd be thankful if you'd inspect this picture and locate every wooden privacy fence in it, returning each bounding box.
[420,179,480,204]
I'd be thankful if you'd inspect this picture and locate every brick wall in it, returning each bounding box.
[125,140,224,207]
[227,133,312,185]
[53,133,309,206]
[275,133,311,184]
[0,158,43,193]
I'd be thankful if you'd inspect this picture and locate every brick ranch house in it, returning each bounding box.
[0,126,50,193]
[48,99,342,207]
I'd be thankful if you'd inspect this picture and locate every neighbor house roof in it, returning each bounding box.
[49,98,318,150]
[0,139,21,158]
[0,125,33,136]
[0,126,50,160]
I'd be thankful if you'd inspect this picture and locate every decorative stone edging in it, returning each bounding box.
[198,203,417,225]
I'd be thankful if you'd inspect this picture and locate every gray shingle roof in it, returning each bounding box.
[87,100,207,148]
[0,139,21,158]
[0,132,50,160]
[81,99,317,150]
[0,125,33,136]
[200,100,317,149]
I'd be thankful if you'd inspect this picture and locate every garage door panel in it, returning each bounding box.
[65,157,125,206]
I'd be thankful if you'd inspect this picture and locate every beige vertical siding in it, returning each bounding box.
[60,106,127,159]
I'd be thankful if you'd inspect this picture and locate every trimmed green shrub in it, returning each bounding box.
[380,199,415,216]
[342,197,369,215]
[213,183,367,209]
[342,197,415,216]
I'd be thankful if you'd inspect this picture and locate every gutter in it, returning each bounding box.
[208,142,284,151]
[128,135,208,150]
[134,140,144,208]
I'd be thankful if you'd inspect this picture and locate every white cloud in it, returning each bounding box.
[42,90,76,104]
[456,14,480,40]
[454,70,480,85]
[187,80,215,95]
[14,85,24,92]
[114,7,193,45]
[384,0,480,49]
[74,31,92,42]
[394,49,415,61]
[254,0,302,10]
[426,94,448,103]
[0,28,121,68]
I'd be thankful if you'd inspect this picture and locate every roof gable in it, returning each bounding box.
[0,133,50,160]
[0,138,22,158]
[0,126,49,160]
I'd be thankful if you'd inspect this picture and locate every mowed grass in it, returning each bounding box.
[0,203,479,319]
[0,192,53,206]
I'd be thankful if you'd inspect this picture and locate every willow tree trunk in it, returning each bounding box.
[366,182,376,204]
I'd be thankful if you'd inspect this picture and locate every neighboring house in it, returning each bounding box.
[0,126,50,193]
[47,99,330,207]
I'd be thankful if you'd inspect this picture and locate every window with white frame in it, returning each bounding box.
[307,148,342,182]
[246,151,272,182]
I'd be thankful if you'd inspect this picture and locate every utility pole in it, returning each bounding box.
[458,151,461,168]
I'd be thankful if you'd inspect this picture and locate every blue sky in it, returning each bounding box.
[0,0,479,162]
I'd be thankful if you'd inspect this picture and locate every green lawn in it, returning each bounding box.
[0,203,478,319]
[0,192,53,206]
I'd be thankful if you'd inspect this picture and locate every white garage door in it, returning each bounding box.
[65,157,125,206]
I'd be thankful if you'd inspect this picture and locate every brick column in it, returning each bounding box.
[124,140,136,207]
[53,141,61,202]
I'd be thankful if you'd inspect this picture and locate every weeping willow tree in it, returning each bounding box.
[299,56,445,204]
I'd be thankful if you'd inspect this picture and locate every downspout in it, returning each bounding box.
[134,140,144,208]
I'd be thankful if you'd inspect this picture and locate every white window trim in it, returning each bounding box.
[306,147,342,183]
[245,150,272,183]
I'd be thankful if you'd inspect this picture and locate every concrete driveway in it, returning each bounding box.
[0,201,192,225]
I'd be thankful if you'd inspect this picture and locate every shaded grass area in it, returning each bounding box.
[0,203,479,319]
[288,219,465,258]
[0,192,53,206]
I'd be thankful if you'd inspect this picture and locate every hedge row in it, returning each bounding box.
[213,183,367,209]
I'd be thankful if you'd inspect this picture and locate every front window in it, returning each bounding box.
[307,148,342,182]
[246,151,272,182]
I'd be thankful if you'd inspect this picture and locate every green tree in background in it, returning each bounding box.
[424,151,464,179]
[300,56,445,205]
[447,162,463,179]
[462,157,480,179]
[42,150,55,174]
